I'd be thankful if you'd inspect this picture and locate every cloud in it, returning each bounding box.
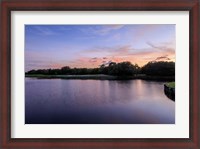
[26,38,175,70]
[25,50,73,71]
[91,60,97,62]
[94,25,124,35]
[79,25,124,36]
[127,25,160,45]
[154,55,171,61]
[146,42,166,50]
[83,45,134,56]
[146,42,175,54]
[89,57,99,63]
[78,41,175,67]
[32,26,58,36]
[101,60,113,66]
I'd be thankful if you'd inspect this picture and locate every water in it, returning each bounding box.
[25,78,175,124]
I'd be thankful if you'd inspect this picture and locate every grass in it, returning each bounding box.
[25,74,118,80]
[25,74,175,81]
[166,82,175,88]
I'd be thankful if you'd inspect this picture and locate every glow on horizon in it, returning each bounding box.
[25,25,175,71]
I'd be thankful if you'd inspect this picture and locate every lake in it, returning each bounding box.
[25,78,175,124]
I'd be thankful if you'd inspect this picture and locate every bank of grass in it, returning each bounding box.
[165,82,175,88]
[25,74,118,80]
[25,74,175,81]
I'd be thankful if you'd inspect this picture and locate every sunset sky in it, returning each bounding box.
[25,25,175,71]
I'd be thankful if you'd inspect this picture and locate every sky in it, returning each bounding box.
[25,25,175,71]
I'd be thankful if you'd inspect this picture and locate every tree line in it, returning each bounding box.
[26,61,175,76]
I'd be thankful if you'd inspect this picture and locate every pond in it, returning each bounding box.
[25,78,175,124]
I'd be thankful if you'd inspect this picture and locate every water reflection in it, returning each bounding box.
[25,78,175,124]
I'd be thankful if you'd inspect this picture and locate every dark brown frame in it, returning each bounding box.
[0,0,199,148]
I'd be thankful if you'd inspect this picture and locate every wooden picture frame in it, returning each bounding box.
[0,0,199,148]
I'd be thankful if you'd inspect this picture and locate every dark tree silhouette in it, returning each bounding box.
[141,61,175,76]
[26,61,175,77]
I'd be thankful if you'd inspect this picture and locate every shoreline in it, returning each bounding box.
[164,83,175,101]
[25,74,175,81]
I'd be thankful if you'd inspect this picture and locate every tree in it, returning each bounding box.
[26,61,175,77]
[106,61,139,76]
[61,66,71,74]
[141,61,175,76]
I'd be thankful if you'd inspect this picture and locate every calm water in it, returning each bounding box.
[25,78,175,124]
